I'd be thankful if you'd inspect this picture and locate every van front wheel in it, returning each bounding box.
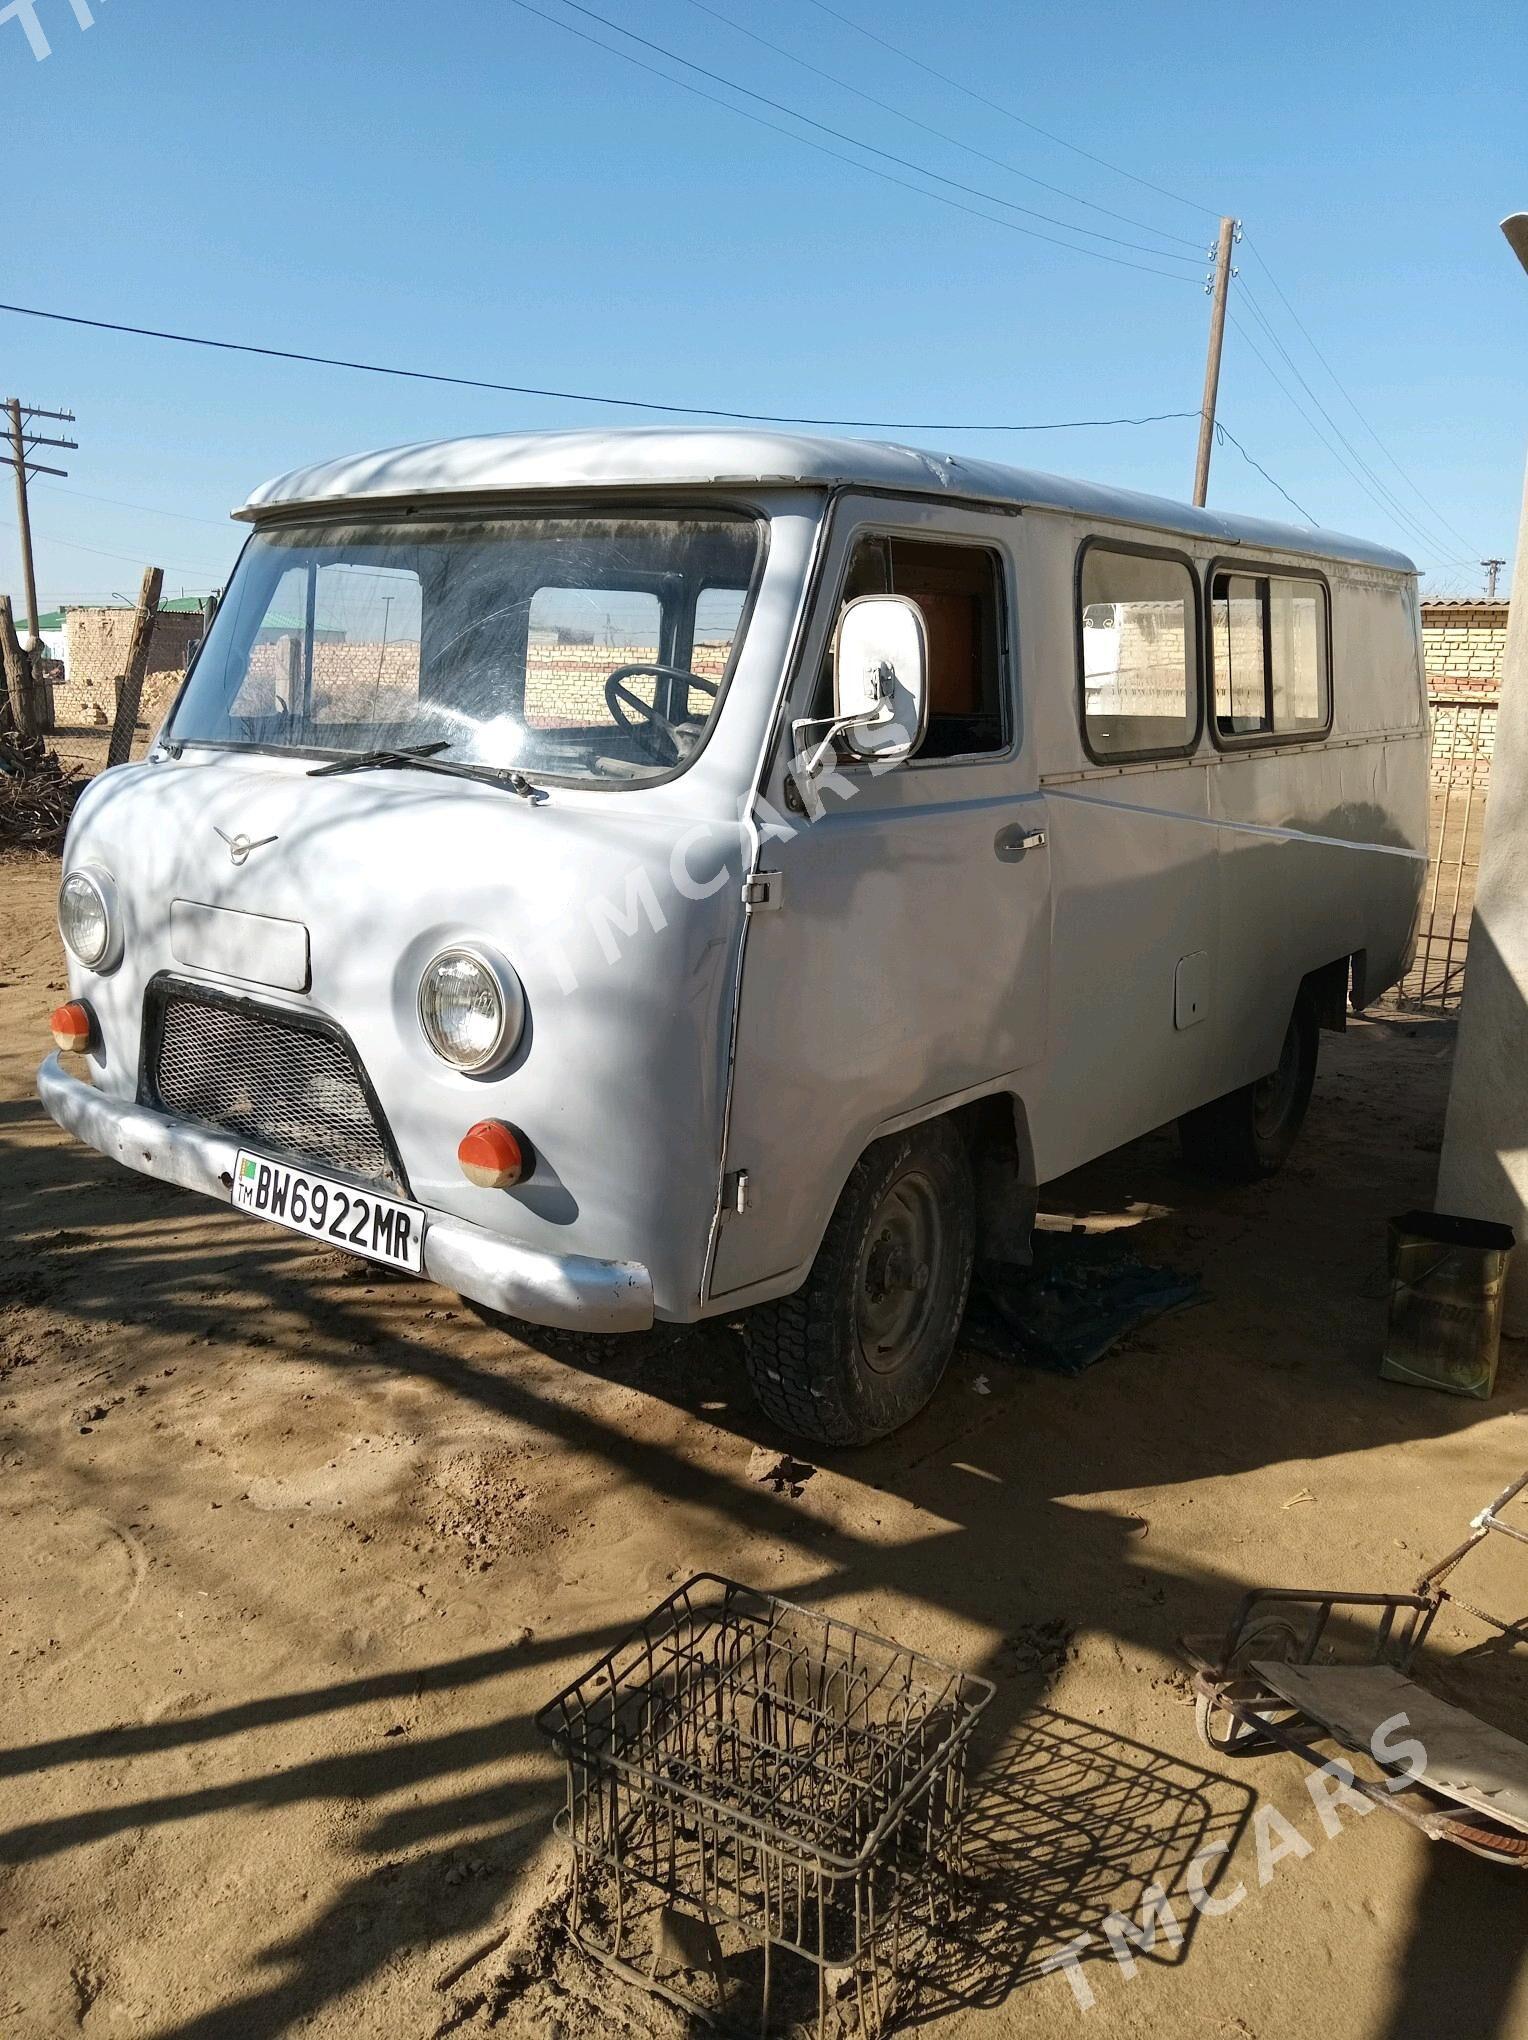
[741,1121,975,1447]
[1178,990,1319,1181]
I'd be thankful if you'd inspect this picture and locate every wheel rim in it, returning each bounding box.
[1252,1016,1300,1139]
[855,1168,942,1375]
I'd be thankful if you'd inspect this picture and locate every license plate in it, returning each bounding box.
[232,1150,426,1273]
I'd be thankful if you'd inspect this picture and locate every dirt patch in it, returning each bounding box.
[1,850,1525,2038]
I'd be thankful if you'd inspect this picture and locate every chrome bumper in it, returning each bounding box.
[36,1054,655,1334]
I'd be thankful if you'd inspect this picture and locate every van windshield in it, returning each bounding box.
[169,509,764,785]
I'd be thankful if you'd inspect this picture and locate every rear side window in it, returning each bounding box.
[525,585,663,730]
[1077,543,1198,760]
[1211,569,1330,741]
[817,534,1009,759]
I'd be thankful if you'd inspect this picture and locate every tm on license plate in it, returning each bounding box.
[232,1150,426,1273]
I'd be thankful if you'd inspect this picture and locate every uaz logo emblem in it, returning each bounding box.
[214,827,278,867]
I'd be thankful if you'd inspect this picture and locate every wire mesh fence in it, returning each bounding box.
[535,1575,993,2036]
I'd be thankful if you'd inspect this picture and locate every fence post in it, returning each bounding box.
[106,567,164,770]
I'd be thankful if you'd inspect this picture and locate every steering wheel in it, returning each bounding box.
[604,664,718,764]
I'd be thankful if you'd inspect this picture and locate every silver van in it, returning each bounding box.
[40,430,1427,1443]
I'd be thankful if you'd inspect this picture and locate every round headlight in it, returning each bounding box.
[417,947,523,1073]
[59,868,120,971]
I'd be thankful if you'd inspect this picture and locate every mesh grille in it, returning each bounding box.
[145,986,402,1191]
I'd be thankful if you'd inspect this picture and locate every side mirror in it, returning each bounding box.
[832,594,928,763]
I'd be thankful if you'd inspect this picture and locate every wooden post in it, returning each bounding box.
[0,593,36,742]
[1193,216,1238,508]
[106,566,164,769]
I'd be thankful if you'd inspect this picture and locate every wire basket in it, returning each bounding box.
[535,1575,994,2036]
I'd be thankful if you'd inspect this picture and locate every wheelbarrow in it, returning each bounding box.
[1182,1471,1528,1866]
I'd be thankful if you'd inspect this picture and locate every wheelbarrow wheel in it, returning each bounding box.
[1195,1616,1304,1756]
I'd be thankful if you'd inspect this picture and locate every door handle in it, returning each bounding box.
[994,824,1047,859]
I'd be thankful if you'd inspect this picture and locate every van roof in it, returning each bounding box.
[239,427,1416,574]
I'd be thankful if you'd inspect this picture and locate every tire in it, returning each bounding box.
[741,1119,975,1447]
[1179,989,1319,1181]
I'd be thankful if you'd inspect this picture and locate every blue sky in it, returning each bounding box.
[6,0,1524,609]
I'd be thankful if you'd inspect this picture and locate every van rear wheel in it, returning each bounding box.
[741,1120,975,1447]
[1178,990,1319,1181]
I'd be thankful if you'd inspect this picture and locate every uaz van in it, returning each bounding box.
[40,430,1426,1443]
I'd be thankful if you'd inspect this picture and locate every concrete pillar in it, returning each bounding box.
[1435,451,1528,1329]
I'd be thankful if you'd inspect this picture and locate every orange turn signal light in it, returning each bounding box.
[457,1119,526,1190]
[50,1000,93,1053]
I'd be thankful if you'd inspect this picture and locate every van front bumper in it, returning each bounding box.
[36,1054,655,1334]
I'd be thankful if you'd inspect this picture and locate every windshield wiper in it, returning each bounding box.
[308,742,451,777]
[307,743,547,802]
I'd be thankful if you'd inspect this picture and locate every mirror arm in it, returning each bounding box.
[789,702,893,781]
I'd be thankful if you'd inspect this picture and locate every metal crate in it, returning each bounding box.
[535,1575,994,2035]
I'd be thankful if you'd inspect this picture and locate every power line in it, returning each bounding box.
[798,0,1222,220]
[1213,421,1317,525]
[542,0,1203,263]
[1241,235,1481,558]
[1227,311,1461,561]
[676,0,1204,252]
[0,516,230,578]
[34,480,235,529]
[1235,280,1467,562]
[0,299,1202,432]
[505,0,1200,281]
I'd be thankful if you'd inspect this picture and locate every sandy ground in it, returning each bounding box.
[2,840,1526,2040]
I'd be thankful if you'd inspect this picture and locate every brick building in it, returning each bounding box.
[1420,597,1509,792]
[57,602,209,725]
[1420,597,1508,690]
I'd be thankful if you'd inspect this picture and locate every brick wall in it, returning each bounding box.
[1420,599,1507,689]
[521,640,730,727]
[1429,695,1496,790]
[1420,601,1506,793]
[231,637,734,730]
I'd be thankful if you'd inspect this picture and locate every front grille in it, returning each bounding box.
[142,980,405,1192]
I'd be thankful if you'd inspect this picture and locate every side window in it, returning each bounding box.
[232,562,424,725]
[1211,569,1330,740]
[309,565,423,726]
[1077,543,1197,760]
[817,534,1009,760]
[525,585,662,730]
[693,586,747,687]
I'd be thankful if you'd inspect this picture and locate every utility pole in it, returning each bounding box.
[1483,558,1505,600]
[1192,216,1239,508]
[5,399,76,647]
[5,398,76,737]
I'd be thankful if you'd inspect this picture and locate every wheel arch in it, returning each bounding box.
[707,1079,1038,1313]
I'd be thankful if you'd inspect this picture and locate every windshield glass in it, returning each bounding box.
[170,509,764,784]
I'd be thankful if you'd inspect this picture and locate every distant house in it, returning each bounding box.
[25,608,68,667]
[57,597,216,724]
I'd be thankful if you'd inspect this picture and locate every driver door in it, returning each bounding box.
[707,497,1052,1302]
